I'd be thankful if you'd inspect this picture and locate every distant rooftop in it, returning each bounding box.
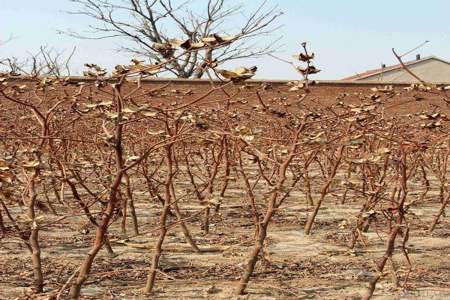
[343,55,450,82]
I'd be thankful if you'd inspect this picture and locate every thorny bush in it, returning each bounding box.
[0,47,450,299]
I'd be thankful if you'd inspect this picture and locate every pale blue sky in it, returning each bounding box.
[1,0,449,79]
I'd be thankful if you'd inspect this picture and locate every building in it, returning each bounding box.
[343,55,450,83]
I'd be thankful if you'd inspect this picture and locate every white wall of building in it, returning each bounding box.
[358,59,450,83]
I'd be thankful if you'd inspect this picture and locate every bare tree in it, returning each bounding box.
[0,37,19,75]
[0,46,76,77]
[64,0,282,78]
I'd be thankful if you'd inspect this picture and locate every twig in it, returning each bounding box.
[392,48,428,86]
[56,266,81,300]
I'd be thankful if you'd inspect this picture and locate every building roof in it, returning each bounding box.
[342,56,450,81]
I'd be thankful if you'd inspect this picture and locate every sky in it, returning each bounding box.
[1,0,449,80]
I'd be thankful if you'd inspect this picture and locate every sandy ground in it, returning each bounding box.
[1,175,449,299]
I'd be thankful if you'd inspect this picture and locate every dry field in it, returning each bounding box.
[0,78,449,299]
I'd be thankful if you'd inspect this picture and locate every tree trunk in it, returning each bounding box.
[362,226,400,300]
[236,223,268,295]
[304,146,343,235]
[29,228,44,293]
[120,191,127,235]
[0,208,6,234]
[202,207,210,234]
[28,172,44,293]
[429,193,450,232]
[304,177,333,235]
[68,190,120,299]
[144,145,174,294]
[170,184,201,253]
[124,173,139,235]
[194,48,212,79]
